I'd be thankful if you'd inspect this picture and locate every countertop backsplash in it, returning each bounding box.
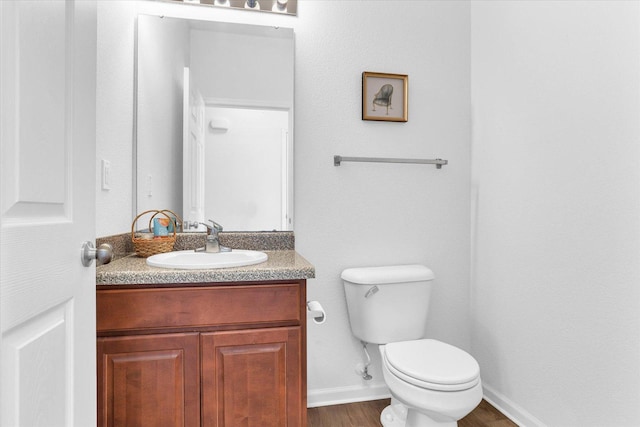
[97,231,295,258]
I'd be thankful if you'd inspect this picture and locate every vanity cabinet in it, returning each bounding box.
[97,280,307,427]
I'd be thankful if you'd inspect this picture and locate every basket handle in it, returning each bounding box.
[131,209,177,240]
[148,209,183,233]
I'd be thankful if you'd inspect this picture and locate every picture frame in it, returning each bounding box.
[362,71,408,122]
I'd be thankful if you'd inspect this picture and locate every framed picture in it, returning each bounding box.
[362,72,408,122]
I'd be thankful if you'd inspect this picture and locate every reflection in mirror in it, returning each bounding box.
[136,15,294,232]
[167,0,298,16]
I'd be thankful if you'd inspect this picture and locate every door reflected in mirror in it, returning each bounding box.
[136,15,294,231]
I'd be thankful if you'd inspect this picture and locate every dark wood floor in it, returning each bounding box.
[308,399,517,427]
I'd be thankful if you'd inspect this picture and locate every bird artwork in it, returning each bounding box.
[372,84,394,115]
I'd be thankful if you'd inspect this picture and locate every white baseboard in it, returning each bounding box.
[307,381,546,427]
[483,384,547,427]
[307,383,391,408]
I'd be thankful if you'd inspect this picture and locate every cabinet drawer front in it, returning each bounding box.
[97,283,302,333]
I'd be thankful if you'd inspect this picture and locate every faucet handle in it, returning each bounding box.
[199,222,214,235]
[207,220,223,232]
[199,220,223,236]
[207,219,222,235]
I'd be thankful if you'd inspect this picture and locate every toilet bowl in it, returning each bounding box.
[341,265,483,427]
[379,340,482,427]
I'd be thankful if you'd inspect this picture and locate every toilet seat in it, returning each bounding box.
[383,339,480,392]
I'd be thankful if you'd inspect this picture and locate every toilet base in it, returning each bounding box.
[380,402,457,427]
[380,403,407,427]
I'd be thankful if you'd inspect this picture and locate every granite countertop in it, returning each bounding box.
[96,250,315,286]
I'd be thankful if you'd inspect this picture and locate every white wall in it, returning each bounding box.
[136,16,189,217]
[295,1,471,404]
[191,26,293,105]
[96,2,137,233]
[96,0,472,406]
[471,2,640,426]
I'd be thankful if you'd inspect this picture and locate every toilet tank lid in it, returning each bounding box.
[341,265,434,285]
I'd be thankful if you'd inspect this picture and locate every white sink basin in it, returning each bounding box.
[146,249,268,270]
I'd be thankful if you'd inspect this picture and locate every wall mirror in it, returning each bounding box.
[135,15,294,232]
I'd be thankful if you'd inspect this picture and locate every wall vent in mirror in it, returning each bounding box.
[165,0,297,15]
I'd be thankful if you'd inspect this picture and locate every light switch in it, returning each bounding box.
[101,159,111,191]
[146,174,153,197]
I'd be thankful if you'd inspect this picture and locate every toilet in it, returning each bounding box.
[342,265,482,427]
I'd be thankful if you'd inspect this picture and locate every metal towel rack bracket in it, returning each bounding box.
[333,155,448,169]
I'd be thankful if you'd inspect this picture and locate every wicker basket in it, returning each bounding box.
[131,210,177,258]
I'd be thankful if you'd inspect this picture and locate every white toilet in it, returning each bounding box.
[342,265,482,427]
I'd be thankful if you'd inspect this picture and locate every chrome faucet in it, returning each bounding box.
[195,220,231,253]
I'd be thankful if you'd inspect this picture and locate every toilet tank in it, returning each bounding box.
[342,265,435,344]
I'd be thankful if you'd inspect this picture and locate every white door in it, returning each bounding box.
[0,1,97,426]
[205,106,289,231]
[183,67,206,230]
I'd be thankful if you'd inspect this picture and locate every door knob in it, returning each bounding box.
[81,241,113,267]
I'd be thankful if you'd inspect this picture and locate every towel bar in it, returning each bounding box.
[333,155,448,169]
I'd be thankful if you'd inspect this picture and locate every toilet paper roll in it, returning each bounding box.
[306,300,326,325]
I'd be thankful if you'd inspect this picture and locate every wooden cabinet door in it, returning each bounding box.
[97,333,200,427]
[201,327,304,427]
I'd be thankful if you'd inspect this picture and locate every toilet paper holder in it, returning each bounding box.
[306,300,326,324]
